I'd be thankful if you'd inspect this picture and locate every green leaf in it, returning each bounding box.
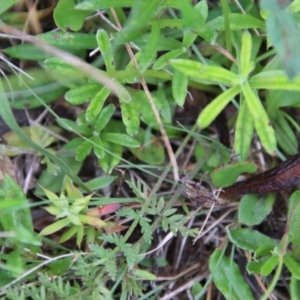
[234,101,254,160]
[98,141,122,174]
[197,85,241,128]
[0,175,33,233]
[85,176,116,191]
[137,21,159,73]
[273,110,298,155]
[39,218,71,236]
[54,0,92,31]
[3,44,51,61]
[0,0,18,15]
[86,87,111,122]
[172,70,188,107]
[263,3,300,78]
[250,70,300,90]
[75,140,93,161]
[91,136,105,159]
[120,102,140,136]
[288,191,300,256]
[211,162,257,187]
[260,255,279,276]
[241,82,277,154]
[153,48,186,70]
[65,83,101,105]
[170,59,239,85]
[128,129,165,165]
[96,29,115,73]
[290,276,300,299]
[37,32,97,49]
[284,255,300,280]
[228,228,277,252]
[132,269,157,280]
[238,194,275,226]
[94,104,115,133]
[75,0,134,10]
[207,13,264,31]
[209,249,255,300]
[239,31,254,78]
[78,214,107,227]
[178,0,205,29]
[101,133,140,148]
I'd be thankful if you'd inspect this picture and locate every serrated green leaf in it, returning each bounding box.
[242,83,277,154]
[97,29,115,72]
[121,102,140,136]
[172,70,188,107]
[234,100,254,160]
[94,104,115,134]
[86,87,111,122]
[238,194,275,226]
[228,228,277,252]
[170,59,239,85]
[211,162,257,187]
[197,85,241,128]
[65,83,101,105]
[209,249,255,300]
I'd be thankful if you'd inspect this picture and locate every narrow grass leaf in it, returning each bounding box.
[241,83,277,154]
[170,59,239,85]
[197,85,241,128]
[172,70,188,107]
[209,249,255,300]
